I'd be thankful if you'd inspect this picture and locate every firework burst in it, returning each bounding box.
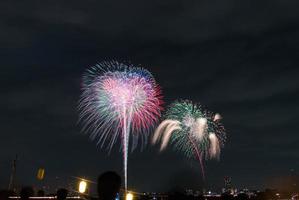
[152,100,226,178]
[79,61,163,191]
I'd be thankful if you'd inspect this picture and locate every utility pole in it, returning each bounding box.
[8,155,18,191]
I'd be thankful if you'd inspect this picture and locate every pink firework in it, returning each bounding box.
[79,61,163,191]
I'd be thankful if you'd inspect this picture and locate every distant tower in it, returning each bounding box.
[224,176,232,192]
[290,168,298,192]
[8,155,18,191]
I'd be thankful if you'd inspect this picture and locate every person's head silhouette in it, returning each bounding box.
[37,190,45,197]
[97,171,121,200]
[56,188,68,200]
[20,187,34,200]
[0,190,15,200]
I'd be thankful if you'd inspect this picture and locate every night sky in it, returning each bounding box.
[1,0,299,193]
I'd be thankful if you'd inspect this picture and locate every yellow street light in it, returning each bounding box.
[37,168,45,180]
[78,180,87,194]
[126,192,133,200]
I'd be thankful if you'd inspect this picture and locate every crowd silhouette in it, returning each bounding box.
[0,171,121,200]
[0,172,297,200]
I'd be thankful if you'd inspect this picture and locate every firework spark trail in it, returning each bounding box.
[152,100,226,178]
[208,133,220,159]
[152,120,181,151]
[187,134,205,179]
[79,61,163,191]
